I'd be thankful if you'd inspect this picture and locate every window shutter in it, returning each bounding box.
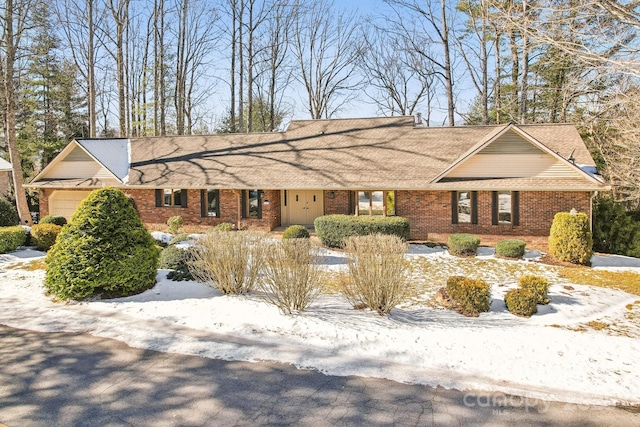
[471,191,478,225]
[155,189,162,207]
[491,191,498,225]
[512,191,520,226]
[181,190,188,208]
[200,190,206,217]
[451,191,458,224]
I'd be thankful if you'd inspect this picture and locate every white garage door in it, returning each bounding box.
[48,191,91,221]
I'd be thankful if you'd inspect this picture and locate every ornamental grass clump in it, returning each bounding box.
[188,231,267,294]
[448,233,480,256]
[167,215,183,235]
[340,234,410,315]
[445,275,491,316]
[258,238,324,314]
[549,211,593,265]
[495,239,526,259]
[30,223,62,251]
[44,187,159,300]
[504,288,538,317]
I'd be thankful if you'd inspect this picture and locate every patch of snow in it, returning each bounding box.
[150,231,173,245]
[1,247,640,406]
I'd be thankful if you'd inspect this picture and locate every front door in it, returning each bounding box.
[286,190,324,225]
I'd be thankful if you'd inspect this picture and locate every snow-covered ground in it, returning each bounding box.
[1,245,639,407]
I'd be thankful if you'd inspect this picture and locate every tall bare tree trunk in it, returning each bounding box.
[440,0,455,126]
[87,0,97,137]
[3,0,32,224]
[229,0,237,132]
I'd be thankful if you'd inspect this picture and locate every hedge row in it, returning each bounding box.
[0,226,27,254]
[314,215,409,248]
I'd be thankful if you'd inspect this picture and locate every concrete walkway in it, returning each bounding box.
[0,325,638,426]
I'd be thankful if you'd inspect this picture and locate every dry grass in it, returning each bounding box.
[258,239,325,314]
[5,260,47,271]
[558,268,640,296]
[340,234,411,315]
[187,231,267,294]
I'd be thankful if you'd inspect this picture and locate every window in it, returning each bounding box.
[352,191,395,216]
[155,189,187,208]
[201,189,220,217]
[452,191,477,224]
[242,189,262,219]
[492,191,519,226]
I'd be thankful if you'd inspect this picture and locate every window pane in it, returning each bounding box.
[164,189,172,206]
[371,191,384,215]
[173,189,182,206]
[358,191,370,215]
[458,192,471,223]
[499,191,511,224]
[248,190,260,218]
[207,190,218,217]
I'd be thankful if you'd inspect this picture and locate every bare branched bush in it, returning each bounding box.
[341,234,410,315]
[258,239,325,314]
[187,231,267,294]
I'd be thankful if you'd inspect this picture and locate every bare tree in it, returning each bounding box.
[104,0,130,137]
[293,0,363,119]
[153,0,167,136]
[1,0,36,224]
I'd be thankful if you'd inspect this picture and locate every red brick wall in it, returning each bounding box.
[324,190,351,215]
[396,190,592,240]
[40,188,282,231]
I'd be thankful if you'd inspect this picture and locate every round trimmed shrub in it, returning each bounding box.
[518,275,550,305]
[505,288,538,317]
[30,223,62,251]
[40,214,67,226]
[45,187,159,300]
[167,215,183,235]
[549,211,593,265]
[314,214,410,248]
[282,225,310,239]
[446,275,491,316]
[448,233,480,256]
[0,197,19,227]
[0,226,27,253]
[496,239,526,258]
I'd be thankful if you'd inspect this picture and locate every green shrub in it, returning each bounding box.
[592,196,640,258]
[549,211,593,265]
[213,222,235,232]
[314,214,410,248]
[495,239,526,258]
[0,197,19,227]
[518,275,550,305]
[40,214,68,226]
[282,225,310,239]
[446,275,491,316]
[30,224,62,251]
[504,288,538,317]
[167,215,183,235]
[0,226,27,253]
[448,233,480,256]
[44,187,159,300]
[341,234,410,315]
[159,245,192,281]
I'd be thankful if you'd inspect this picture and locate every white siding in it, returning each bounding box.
[45,160,113,179]
[49,191,91,220]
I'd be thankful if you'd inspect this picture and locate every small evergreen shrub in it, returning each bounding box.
[495,239,526,258]
[549,211,593,265]
[167,215,183,235]
[0,226,27,253]
[159,245,192,281]
[282,225,310,239]
[518,275,550,305]
[314,214,410,248]
[0,197,19,227]
[213,222,235,232]
[30,224,62,251]
[341,234,410,315]
[40,214,68,226]
[446,275,491,316]
[45,187,159,300]
[448,234,480,256]
[592,196,640,258]
[168,233,190,246]
[504,288,538,317]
